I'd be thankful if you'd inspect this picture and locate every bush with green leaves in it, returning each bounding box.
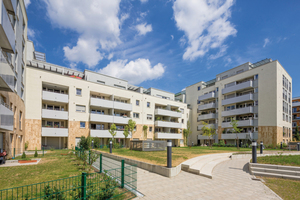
[78,136,92,150]
[34,147,38,157]
[92,137,100,148]
[21,151,26,159]
[43,185,66,200]
[95,173,118,199]
[219,140,225,147]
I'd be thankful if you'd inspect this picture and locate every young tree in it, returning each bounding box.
[230,118,242,149]
[79,136,92,150]
[295,125,300,141]
[128,119,136,136]
[143,125,148,140]
[183,129,189,146]
[123,125,130,148]
[201,122,216,148]
[109,124,117,147]
[186,120,192,146]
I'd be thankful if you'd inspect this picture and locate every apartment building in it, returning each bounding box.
[0,0,27,155]
[24,41,188,150]
[185,59,292,146]
[292,97,300,137]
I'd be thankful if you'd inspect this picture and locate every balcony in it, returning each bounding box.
[155,132,182,139]
[222,119,253,128]
[293,102,300,107]
[42,91,68,103]
[197,113,216,121]
[198,134,217,140]
[114,101,132,111]
[90,98,114,109]
[42,109,68,120]
[222,106,253,117]
[198,103,216,111]
[222,81,253,95]
[197,123,216,130]
[3,0,17,14]
[155,121,182,129]
[0,100,13,131]
[114,116,131,124]
[90,97,132,111]
[42,127,68,137]
[198,92,215,101]
[90,114,114,123]
[222,93,253,106]
[154,108,182,118]
[221,133,251,140]
[90,130,131,138]
[0,1,15,53]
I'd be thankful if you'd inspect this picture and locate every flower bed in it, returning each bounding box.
[18,160,37,164]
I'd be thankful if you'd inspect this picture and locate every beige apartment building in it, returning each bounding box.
[184,59,292,146]
[24,41,188,150]
[0,0,27,156]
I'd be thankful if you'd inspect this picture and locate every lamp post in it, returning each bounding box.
[260,141,263,154]
[252,140,257,163]
[297,143,300,151]
[167,140,172,168]
[109,140,112,153]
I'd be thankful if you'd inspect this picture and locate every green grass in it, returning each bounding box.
[96,146,252,167]
[260,177,300,200]
[257,154,300,167]
[0,150,82,190]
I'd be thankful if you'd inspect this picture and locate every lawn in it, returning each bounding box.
[96,146,252,167]
[259,177,300,200]
[257,154,300,167]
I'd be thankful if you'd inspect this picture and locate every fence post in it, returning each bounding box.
[121,159,125,188]
[89,150,91,165]
[81,172,87,199]
[99,154,102,173]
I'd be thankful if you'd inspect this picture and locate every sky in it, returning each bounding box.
[24,0,300,96]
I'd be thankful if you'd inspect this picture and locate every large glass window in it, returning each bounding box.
[80,122,86,128]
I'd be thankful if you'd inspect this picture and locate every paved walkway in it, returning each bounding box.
[136,158,281,200]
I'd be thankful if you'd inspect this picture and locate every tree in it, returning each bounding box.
[230,118,242,149]
[143,125,148,140]
[183,129,189,146]
[201,122,216,148]
[186,120,192,146]
[109,124,117,146]
[123,125,130,148]
[295,126,300,141]
[128,119,136,136]
[78,136,92,150]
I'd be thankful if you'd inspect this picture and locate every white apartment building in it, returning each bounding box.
[24,41,188,150]
[184,59,292,146]
[0,0,27,155]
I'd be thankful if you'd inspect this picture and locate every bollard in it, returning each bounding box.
[167,140,172,168]
[252,141,257,163]
[99,154,102,173]
[110,140,112,153]
[280,142,283,149]
[297,143,300,151]
[260,141,263,154]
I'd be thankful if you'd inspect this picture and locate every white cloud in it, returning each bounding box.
[135,23,152,36]
[108,53,114,60]
[120,13,130,23]
[173,0,237,61]
[24,0,31,8]
[99,59,165,85]
[43,0,122,67]
[171,35,174,40]
[263,38,270,48]
[140,0,148,3]
[209,45,228,60]
[27,28,35,39]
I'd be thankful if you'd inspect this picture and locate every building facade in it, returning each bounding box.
[24,42,188,150]
[185,59,292,146]
[292,97,300,138]
[0,0,27,156]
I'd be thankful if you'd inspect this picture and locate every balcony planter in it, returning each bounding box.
[70,75,82,79]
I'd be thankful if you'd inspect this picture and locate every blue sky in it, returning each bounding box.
[25,0,300,96]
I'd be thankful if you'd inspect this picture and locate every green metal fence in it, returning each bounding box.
[0,149,137,200]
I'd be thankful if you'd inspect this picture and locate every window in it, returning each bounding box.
[133,126,136,131]
[180,108,184,114]
[19,111,22,130]
[136,100,140,106]
[182,119,184,123]
[147,114,152,120]
[255,101,258,106]
[97,80,105,84]
[236,69,244,74]
[293,108,297,113]
[147,102,150,108]
[216,87,219,92]
[283,113,285,121]
[254,74,258,80]
[76,105,86,112]
[133,113,139,118]
[198,86,201,91]
[254,88,258,93]
[76,88,82,96]
[149,127,152,132]
[114,84,126,89]
[80,122,86,128]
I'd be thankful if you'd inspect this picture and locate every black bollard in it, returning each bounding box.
[167,140,172,168]
[92,141,94,149]
[297,143,300,151]
[260,141,263,154]
[110,140,112,153]
[252,140,257,163]
[280,142,283,149]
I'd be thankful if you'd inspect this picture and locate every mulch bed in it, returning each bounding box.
[18,160,37,164]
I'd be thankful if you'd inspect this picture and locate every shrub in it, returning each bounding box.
[114,143,121,149]
[78,136,92,150]
[92,137,100,148]
[50,147,55,151]
[34,147,38,157]
[103,145,108,150]
[25,141,29,151]
[212,143,218,147]
[283,143,288,148]
[219,140,225,147]
[21,152,26,159]
[43,184,66,200]
[95,173,118,199]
